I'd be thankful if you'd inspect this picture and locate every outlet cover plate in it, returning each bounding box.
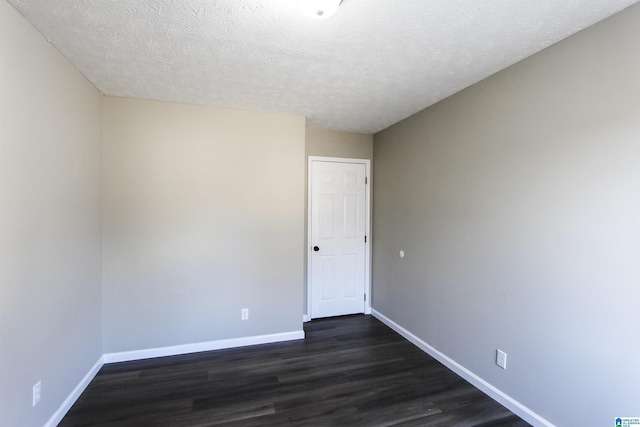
[33,381,41,407]
[496,349,507,369]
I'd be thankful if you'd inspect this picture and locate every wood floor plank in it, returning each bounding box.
[59,315,530,426]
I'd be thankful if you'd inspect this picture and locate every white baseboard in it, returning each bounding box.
[103,330,305,364]
[44,356,104,427]
[47,330,304,425]
[370,309,554,427]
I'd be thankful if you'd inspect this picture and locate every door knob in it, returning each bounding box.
[313,246,320,252]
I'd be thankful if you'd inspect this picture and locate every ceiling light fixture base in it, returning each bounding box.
[299,0,343,19]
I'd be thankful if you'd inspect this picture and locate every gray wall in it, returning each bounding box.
[0,2,104,426]
[372,4,640,426]
[102,97,306,352]
[304,128,373,315]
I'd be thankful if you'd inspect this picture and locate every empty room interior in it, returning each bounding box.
[2,0,639,426]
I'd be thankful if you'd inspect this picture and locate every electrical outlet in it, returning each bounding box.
[496,349,507,369]
[33,381,41,407]
[241,308,249,320]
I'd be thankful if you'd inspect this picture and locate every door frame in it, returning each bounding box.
[307,156,372,320]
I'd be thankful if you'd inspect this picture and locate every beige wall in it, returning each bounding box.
[306,127,373,160]
[303,128,373,315]
[102,97,306,352]
[373,3,640,426]
[0,2,104,427]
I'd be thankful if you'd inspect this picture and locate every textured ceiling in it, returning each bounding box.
[7,0,639,133]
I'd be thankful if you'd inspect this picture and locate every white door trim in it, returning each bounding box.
[307,156,371,319]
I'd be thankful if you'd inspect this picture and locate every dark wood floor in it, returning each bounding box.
[60,315,530,426]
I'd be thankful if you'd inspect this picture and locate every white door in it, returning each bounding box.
[309,160,367,319]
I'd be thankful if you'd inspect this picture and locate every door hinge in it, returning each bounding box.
[364,235,367,243]
[365,177,368,185]
[364,294,367,301]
